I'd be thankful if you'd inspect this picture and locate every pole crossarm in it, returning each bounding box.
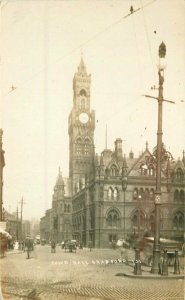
[142,94,175,104]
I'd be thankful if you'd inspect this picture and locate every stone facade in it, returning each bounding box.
[40,170,72,243]
[40,59,185,248]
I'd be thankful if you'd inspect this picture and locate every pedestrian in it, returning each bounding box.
[120,240,129,264]
[51,240,56,253]
[25,237,33,259]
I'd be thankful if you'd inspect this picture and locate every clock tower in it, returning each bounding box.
[68,57,95,195]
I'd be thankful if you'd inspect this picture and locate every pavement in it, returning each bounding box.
[0,246,184,300]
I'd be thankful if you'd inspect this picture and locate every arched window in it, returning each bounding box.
[148,164,155,176]
[139,188,144,199]
[108,187,113,199]
[133,188,138,200]
[113,187,118,200]
[84,138,91,156]
[106,209,120,228]
[110,165,117,177]
[68,205,71,212]
[180,190,185,201]
[76,137,82,155]
[174,190,179,201]
[176,168,184,181]
[149,189,154,200]
[140,163,148,175]
[173,212,184,230]
[80,89,87,96]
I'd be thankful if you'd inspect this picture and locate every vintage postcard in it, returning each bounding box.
[0,1,184,299]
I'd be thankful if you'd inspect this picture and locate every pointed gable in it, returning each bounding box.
[128,148,155,177]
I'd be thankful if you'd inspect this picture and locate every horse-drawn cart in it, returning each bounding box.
[65,240,77,253]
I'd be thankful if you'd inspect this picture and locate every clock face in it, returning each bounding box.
[79,112,89,124]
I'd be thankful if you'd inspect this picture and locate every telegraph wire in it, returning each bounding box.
[140,0,157,82]
[2,0,157,98]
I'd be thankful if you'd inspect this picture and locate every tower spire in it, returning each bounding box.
[78,51,86,73]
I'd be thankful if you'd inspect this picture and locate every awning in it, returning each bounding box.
[0,227,12,238]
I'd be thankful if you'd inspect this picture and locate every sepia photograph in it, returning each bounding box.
[0,0,184,299]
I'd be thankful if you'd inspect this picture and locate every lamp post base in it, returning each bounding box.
[151,249,160,274]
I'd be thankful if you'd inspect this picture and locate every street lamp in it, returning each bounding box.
[122,155,128,239]
[151,42,166,274]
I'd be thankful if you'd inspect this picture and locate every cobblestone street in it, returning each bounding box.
[0,246,184,299]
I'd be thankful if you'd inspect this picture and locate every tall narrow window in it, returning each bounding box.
[111,165,117,176]
[108,187,113,199]
[176,168,184,181]
[76,137,82,155]
[113,188,118,200]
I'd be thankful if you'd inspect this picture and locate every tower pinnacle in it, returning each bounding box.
[78,55,86,73]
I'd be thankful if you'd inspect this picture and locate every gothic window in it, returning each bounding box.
[84,138,91,156]
[108,187,113,199]
[148,164,155,176]
[139,188,144,199]
[68,205,71,212]
[106,209,120,228]
[76,137,82,155]
[174,190,179,201]
[176,168,184,181]
[173,212,184,230]
[64,204,67,212]
[140,163,148,175]
[84,144,89,156]
[149,189,154,200]
[133,188,138,200]
[180,190,185,201]
[113,187,119,200]
[80,89,87,96]
[110,165,117,177]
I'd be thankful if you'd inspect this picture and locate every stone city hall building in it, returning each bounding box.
[40,58,185,248]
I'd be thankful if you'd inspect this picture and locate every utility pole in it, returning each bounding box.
[143,42,175,274]
[16,206,19,241]
[18,197,26,243]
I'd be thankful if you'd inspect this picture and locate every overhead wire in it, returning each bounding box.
[2,0,157,98]
[140,0,157,83]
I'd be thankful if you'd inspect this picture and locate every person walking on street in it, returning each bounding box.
[25,236,33,259]
[51,239,56,253]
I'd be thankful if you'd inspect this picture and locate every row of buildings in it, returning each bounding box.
[0,129,40,243]
[40,58,185,248]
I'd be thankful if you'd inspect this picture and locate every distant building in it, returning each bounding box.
[4,210,21,241]
[40,170,72,243]
[40,58,185,247]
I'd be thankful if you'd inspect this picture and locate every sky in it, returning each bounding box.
[0,0,184,220]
